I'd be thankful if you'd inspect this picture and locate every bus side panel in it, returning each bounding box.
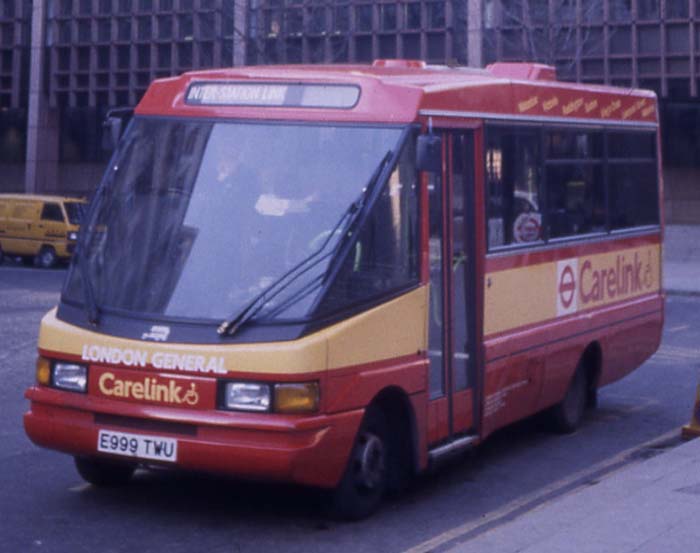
[598,307,664,387]
[539,335,590,411]
[324,356,427,414]
[481,350,544,435]
[427,396,448,445]
[538,296,664,411]
[483,294,663,435]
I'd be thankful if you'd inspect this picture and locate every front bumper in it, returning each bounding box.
[24,386,362,488]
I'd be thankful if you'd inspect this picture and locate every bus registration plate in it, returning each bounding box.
[97,430,177,462]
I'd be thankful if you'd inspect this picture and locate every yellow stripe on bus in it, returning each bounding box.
[38,287,428,376]
[484,243,661,336]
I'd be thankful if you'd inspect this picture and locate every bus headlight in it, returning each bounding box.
[274,382,319,414]
[67,231,78,241]
[223,382,271,412]
[219,381,319,413]
[53,362,88,393]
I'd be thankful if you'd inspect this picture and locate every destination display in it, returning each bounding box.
[185,82,360,109]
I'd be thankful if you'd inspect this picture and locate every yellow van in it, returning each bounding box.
[0,194,87,268]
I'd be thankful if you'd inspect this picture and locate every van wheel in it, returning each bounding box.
[328,406,389,521]
[36,246,57,269]
[550,363,588,434]
[74,456,136,487]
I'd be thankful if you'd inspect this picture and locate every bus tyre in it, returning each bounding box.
[74,456,136,487]
[329,406,389,521]
[551,364,588,434]
[36,246,57,269]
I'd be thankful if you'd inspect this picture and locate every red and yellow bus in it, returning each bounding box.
[24,60,663,519]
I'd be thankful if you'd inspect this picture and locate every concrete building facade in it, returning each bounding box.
[0,1,30,190]
[1,0,698,222]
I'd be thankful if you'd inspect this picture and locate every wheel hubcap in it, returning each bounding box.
[353,432,385,490]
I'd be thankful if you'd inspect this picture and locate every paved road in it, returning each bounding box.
[1,263,698,553]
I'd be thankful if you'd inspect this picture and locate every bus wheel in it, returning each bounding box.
[329,406,389,520]
[74,456,136,487]
[550,364,587,434]
[36,246,57,269]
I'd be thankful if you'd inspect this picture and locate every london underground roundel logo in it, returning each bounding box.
[559,265,576,308]
[556,259,578,316]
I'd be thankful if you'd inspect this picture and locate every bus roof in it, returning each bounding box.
[136,60,657,127]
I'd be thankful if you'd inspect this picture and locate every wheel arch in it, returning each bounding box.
[367,385,419,490]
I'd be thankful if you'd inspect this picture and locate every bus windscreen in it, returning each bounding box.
[63,118,404,323]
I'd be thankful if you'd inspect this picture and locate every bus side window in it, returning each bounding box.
[486,126,542,248]
[608,131,659,229]
[545,130,604,238]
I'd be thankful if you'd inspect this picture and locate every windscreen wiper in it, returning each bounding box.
[217,150,393,337]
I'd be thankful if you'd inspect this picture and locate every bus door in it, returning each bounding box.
[427,130,478,448]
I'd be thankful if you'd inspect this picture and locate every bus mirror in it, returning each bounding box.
[417,134,442,173]
[102,117,122,152]
[101,108,133,152]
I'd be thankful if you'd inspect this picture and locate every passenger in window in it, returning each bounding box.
[548,184,570,238]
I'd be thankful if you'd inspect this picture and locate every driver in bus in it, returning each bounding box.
[254,166,317,217]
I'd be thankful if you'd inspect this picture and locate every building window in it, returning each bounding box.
[380,4,397,31]
[609,0,632,22]
[609,27,632,55]
[666,0,689,19]
[308,7,325,34]
[405,3,421,30]
[638,26,661,55]
[355,4,373,33]
[638,0,660,20]
[426,1,445,29]
[333,6,349,32]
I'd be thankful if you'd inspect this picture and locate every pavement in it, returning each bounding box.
[448,224,700,553]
